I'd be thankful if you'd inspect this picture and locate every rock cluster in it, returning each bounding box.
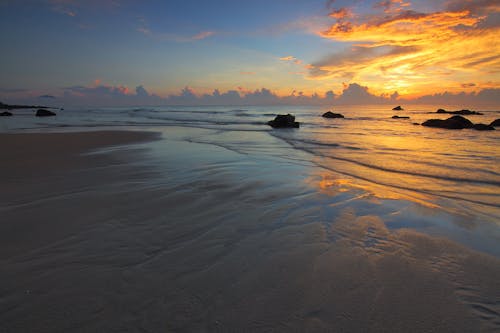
[422,115,494,130]
[436,109,483,115]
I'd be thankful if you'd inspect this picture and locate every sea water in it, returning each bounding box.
[1,104,499,255]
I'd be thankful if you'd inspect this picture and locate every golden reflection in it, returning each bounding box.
[309,172,440,209]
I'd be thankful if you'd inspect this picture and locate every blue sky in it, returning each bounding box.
[1,0,499,105]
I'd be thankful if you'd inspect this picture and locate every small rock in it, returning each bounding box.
[392,115,410,119]
[35,109,56,117]
[392,106,403,110]
[473,123,495,131]
[0,111,13,116]
[322,111,344,119]
[490,119,500,127]
[268,114,299,128]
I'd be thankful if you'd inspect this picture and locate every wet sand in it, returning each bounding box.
[1,130,499,332]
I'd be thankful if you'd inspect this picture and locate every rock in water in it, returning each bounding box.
[422,115,474,129]
[0,111,13,116]
[490,119,500,127]
[35,109,56,117]
[322,111,344,118]
[268,114,299,128]
[392,115,410,119]
[436,109,483,115]
[473,124,495,131]
[392,106,403,110]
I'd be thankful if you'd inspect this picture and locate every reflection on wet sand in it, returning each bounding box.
[312,172,440,208]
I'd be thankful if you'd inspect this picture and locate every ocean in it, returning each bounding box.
[2,104,499,224]
[1,104,500,331]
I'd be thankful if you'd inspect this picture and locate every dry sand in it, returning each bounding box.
[0,130,499,332]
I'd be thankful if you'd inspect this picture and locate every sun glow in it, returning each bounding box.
[308,2,500,98]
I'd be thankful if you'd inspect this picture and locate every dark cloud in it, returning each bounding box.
[135,85,149,97]
[336,83,382,104]
[412,88,500,104]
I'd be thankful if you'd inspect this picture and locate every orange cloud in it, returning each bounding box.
[374,0,410,13]
[280,56,305,65]
[309,1,500,97]
[329,7,352,19]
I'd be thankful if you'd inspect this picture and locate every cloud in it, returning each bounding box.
[49,0,121,17]
[136,16,215,42]
[461,83,476,88]
[329,7,352,20]
[2,81,498,106]
[310,45,420,79]
[336,83,384,104]
[373,0,410,13]
[280,55,303,65]
[445,0,500,15]
[308,0,500,97]
[191,31,215,40]
[135,85,149,97]
[137,24,216,42]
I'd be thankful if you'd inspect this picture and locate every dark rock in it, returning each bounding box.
[322,111,344,119]
[0,111,13,116]
[447,115,474,127]
[268,114,299,128]
[35,109,56,117]
[422,115,473,129]
[435,109,483,115]
[490,119,500,127]
[456,109,482,115]
[392,106,403,110]
[392,115,410,119]
[412,123,420,125]
[473,123,495,131]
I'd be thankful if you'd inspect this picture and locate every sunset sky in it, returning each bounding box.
[1,0,499,105]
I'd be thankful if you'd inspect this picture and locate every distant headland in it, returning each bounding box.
[0,101,53,110]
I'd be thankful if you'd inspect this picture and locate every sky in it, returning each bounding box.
[0,0,499,106]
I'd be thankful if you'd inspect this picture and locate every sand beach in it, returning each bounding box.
[1,126,499,332]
